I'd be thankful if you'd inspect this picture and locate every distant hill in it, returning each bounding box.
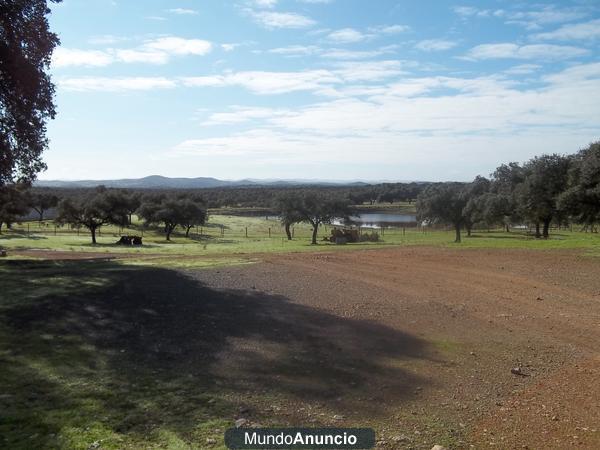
[34,175,377,189]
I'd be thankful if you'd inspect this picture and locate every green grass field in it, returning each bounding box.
[0,260,247,449]
[1,214,600,268]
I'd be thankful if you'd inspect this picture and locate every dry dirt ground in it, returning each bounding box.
[187,247,600,449]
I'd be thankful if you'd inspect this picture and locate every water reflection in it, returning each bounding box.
[333,213,417,229]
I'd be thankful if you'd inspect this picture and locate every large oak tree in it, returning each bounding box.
[56,187,129,244]
[1,0,60,185]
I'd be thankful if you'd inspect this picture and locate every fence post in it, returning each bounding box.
[269,227,271,238]
[54,225,57,236]
[245,227,248,238]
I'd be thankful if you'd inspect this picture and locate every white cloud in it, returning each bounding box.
[268,45,321,56]
[320,48,393,59]
[202,106,292,125]
[332,60,405,82]
[265,45,397,60]
[143,37,212,55]
[58,77,177,92]
[221,43,239,52]
[533,19,600,41]
[504,64,542,75]
[114,49,169,64]
[542,62,600,84]
[464,43,589,61]
[454,5,586,30]
[415,39,457,52]
[501,7,587,30]
[178,63,600,168]
[326,25,409,44]
[453,6,492,18]
[52,48,113,68]
[370,24,410,34]
[253,0,278,7]
[327,28,368,43]
[88,34,126,45]
[248,10,316,28]
[167,8,198,15]
[181,60,406,95]
[181,69,341,94]
[52,37,213,68]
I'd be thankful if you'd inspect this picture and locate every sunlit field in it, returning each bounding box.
[2,214,600,267]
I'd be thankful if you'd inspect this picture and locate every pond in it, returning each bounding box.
[333,212,417,229]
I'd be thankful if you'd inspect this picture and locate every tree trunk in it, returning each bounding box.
[166,225,173,241]
[311,222,319,245]
[542,218,551,239]
[535,222,541,238]
[0,222,3,234]
[454,224,461,243]
[466,224,472,237]
[285,223,292,240]
[91,226,97,244]
[505,224,510,232]
[38,210,44,222]
[185,225,192,237]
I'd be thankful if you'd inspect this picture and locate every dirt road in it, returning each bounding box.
[189,247,600,449]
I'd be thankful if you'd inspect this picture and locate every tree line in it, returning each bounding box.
[0,141,599,244]
[416,142,600,242]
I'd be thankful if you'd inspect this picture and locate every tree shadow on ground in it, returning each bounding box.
[73,242,162,249]
[0,260,432,449]
[0,231,48,240]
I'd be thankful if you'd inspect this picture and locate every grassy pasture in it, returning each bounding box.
[0,260,246,449]
[1,214,599,266]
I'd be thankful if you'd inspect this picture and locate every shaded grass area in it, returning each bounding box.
[0,260,431,449]
[2,215,600,262]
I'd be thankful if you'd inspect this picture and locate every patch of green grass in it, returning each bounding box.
[0,260,244,449]
[2,216,600,266]
[430,338,462,354]
[118,256,256,269]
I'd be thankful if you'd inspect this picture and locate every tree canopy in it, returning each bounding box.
[279,192,352,244]
[0,184,29,233]
[0,0,61,184]
[558,142,600,231]
[138,194,207,241]
[517,154,571,238]
[56,187,129,244]
[417,183,469,243]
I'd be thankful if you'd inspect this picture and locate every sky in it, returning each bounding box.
[43,0,600,181]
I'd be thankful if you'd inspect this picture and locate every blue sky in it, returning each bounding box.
[44,0,600,181]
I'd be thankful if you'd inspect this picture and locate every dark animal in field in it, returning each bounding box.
[116,235,143,246]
